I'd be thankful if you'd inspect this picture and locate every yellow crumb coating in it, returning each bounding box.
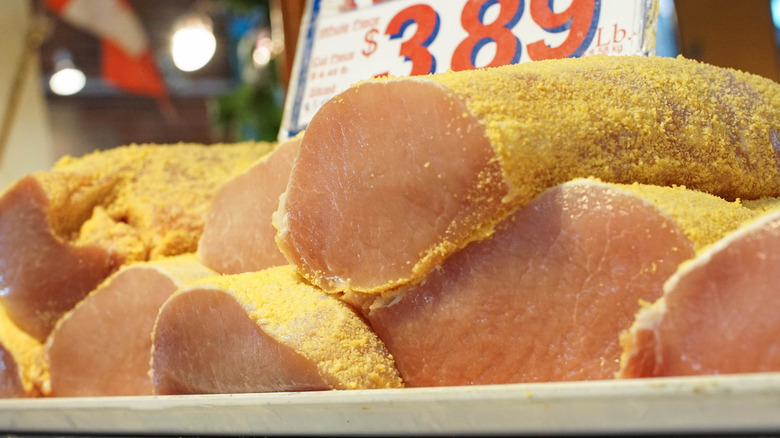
[607,179,757,250]
[430,54,780,212]
[189,266,403,390]
[31,142,274,262]
[0,304,44,396]
[742,197,780,215]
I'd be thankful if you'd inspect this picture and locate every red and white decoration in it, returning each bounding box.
[45,0,167,98]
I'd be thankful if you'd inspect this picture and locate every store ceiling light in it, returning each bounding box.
[49,49,86,96]
[171,13,216,72]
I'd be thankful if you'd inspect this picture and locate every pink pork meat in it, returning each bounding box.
[366,179,753,386]
[0,142,270,342]
[273,55,780,306]
[42,254,215,397]
[619,206,780,378]
[151,265,403,395]
[198,137,301,274]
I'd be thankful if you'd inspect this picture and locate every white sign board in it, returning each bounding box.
[281,0,659,139]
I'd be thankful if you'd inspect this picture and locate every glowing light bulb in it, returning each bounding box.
[49,51,86,96]
[171,16,217,72]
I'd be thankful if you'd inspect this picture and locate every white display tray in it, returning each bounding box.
[1,373,780,436]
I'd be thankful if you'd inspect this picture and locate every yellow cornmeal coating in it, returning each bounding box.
[742,197,780,215]
[0,304,44,396]
[431,55,780,205]
[33,142,274,261]
[187,266,403,390]
[606,179,757,250]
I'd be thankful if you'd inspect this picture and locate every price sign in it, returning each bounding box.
[280,0,659,139]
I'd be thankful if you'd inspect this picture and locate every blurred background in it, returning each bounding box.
[1,0,779,189]
[0,0,305,188]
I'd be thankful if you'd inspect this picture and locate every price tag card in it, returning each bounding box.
[280,0,659,139]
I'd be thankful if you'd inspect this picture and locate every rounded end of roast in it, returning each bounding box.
[274,78,508,295]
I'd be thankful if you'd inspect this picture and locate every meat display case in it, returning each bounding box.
[1,372,779,436]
